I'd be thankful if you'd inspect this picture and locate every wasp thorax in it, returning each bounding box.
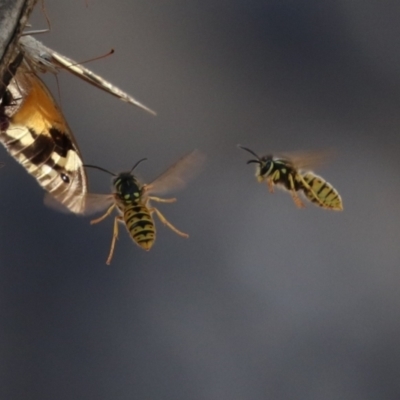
[114,173,142,200]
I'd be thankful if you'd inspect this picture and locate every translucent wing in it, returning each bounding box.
[45,192,115,216]
[19,35,156,115]
[276,149,335,171]
[144,150,206,196]
[81,194,116,216]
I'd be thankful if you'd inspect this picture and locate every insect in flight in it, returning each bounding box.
[0,64,87,213]
[19,35,156,115]
[46,150,205,265]
[238,145,343,210]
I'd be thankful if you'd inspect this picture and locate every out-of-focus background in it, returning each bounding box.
[2,1,400,399]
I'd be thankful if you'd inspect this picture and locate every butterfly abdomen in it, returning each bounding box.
[301,172,343,210]
[124,203,155,251]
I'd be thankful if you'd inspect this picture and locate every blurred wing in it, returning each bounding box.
[81,194,116,216]
[19,35,156,115]
[277,149,335,171]
[145,150,206,196]
[45,193,115,216]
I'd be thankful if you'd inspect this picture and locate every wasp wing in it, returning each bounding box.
[276,149,335,171]
[44,192,115,216]
[144,150,206,196]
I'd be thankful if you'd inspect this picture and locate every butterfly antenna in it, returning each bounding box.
[84,164,116,176]
[64,49,115,68]
[130,158,148,173]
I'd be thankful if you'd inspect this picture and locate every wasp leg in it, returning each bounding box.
[90,204,116,225]
[106,216,124,265]
[150,207,189,238]
[288,174,305,208]
[267,179,275,193]
[148,196,177,203]
[267,170,281,193]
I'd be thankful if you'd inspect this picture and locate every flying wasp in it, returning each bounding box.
[238,145,343,211]
[47,150,205,265]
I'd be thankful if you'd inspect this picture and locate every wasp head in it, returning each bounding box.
[84,157,147,203]
[114,172,142,201]
[238,145,274,182]
[256,156,274,181]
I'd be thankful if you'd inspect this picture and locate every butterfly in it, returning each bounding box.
[19,35,156,115]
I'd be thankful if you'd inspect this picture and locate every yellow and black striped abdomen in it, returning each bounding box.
[301,172,343,210]
[123,203,156,251]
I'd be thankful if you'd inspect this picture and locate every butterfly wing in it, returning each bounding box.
[19,35,156,115]
[1,67,88,213]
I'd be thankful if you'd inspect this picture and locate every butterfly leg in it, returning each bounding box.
[106,216,124,265]
[288,174,305,208]
[148,196,177,203]
[90,204,116,225]
[150,207,188,238]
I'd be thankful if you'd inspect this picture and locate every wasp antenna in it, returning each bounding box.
[246,159,261,165]
[130,158,148,173]
[237,145,261,160]
[84,164,116,176]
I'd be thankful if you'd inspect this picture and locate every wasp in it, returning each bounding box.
[238,145,343,210]
[71,150,205,264]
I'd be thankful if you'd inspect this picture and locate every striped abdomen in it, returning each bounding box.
[301,172,343,210]
[123,203,156,251]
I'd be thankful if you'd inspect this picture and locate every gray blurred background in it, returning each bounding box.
[1,1,400,399]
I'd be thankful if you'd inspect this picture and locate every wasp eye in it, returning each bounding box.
[260,160,272,176]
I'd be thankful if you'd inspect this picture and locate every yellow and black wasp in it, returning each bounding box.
[67,150,205,265]
[238,145,343,210]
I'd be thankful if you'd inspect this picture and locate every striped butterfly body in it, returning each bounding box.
[49,150,205,264]
[239,146,343,210]
[0,66,87,212]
